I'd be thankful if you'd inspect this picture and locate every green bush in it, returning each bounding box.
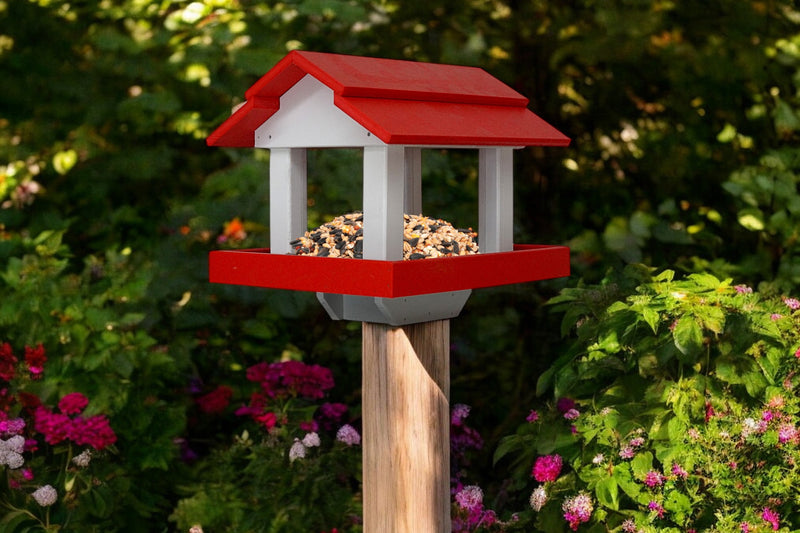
[493,267,800,531]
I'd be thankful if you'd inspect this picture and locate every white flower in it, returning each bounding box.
[529,485,547,512]
[72,449,92,468]
[1,435,25,454]
[32,485,58,507]
[336,424,361,446]
[0,450,24,469]
[302,432,321,448]
[591,453,605,465]
[289,439,306,462]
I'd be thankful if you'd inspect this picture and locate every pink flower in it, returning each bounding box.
[629,436,645,447]
[564,408,580,420]
[671,463,688,479]
[526,410,539,423]
[532,454,563,482]
[619,446,635,460]
[455,485,483,511]
[58,393,89,415]
[562,492,593,531]
[771,313,783,321]
[336,424,360,446]
[778,423,798,444]
[741,522,751,533]
[735,285,753,294]
[762,507,780,530]
[643,470,664,487]
[648,501,665,519]
[783,297,800,310]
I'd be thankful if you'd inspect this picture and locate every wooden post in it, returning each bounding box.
[362,319,451,533]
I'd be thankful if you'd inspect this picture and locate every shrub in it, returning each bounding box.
[494,267,800,531]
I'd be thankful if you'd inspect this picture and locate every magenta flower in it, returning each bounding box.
[648,501,665,519]
[671,463,688,479]
[762,507,780,530]
[451,404,471,426]
[58,393,89,415]
[526,410,539,423]
[532,454,563,482]
[455,485,483,511]
[562,492,593,531]
[643,470,664,487]
[556,398,576,413]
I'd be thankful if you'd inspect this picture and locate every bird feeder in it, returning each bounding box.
[207,51,570,533]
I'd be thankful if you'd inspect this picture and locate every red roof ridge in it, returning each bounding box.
[245,50,529,107]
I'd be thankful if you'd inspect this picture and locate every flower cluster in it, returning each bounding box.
[1,341,118,528]
[34,396,117,450]
[236,360,340,433]
[245,360,335,400]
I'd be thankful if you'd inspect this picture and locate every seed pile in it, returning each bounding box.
[290,212,479,260]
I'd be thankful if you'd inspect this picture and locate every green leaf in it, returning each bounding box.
[631,451,653,478]
[594,476,619,510]
[673,315,703,362]
[737,207,765,231]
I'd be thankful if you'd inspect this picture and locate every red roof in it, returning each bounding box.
[207,51,570,148]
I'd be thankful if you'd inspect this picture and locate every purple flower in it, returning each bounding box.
[556,398,576,413]
[455,485,483,511]
[336,424,360,446]
[532,454,563,482]
[762,507,780,530]
[451,404,471,426]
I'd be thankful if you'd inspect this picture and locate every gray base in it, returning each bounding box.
[317,290,471,326]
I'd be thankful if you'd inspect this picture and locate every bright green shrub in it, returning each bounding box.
[494,267,800,531]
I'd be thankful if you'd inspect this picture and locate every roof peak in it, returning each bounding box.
[245,50,529,107]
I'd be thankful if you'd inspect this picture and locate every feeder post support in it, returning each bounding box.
[269,147,307,254]
[363,145,405,261]
[362,319,452,533]
[478,147,514,253]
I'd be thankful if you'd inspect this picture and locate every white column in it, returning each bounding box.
[479,147,514,253]
[269,147,307,254]
[363,145,405,261]
[404,147,422,215]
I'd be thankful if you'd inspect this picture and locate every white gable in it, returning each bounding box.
[254,74,386,149]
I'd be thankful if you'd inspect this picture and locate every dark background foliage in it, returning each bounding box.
[2,0,800,529]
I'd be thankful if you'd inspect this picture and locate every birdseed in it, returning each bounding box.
[290,212,479,259]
